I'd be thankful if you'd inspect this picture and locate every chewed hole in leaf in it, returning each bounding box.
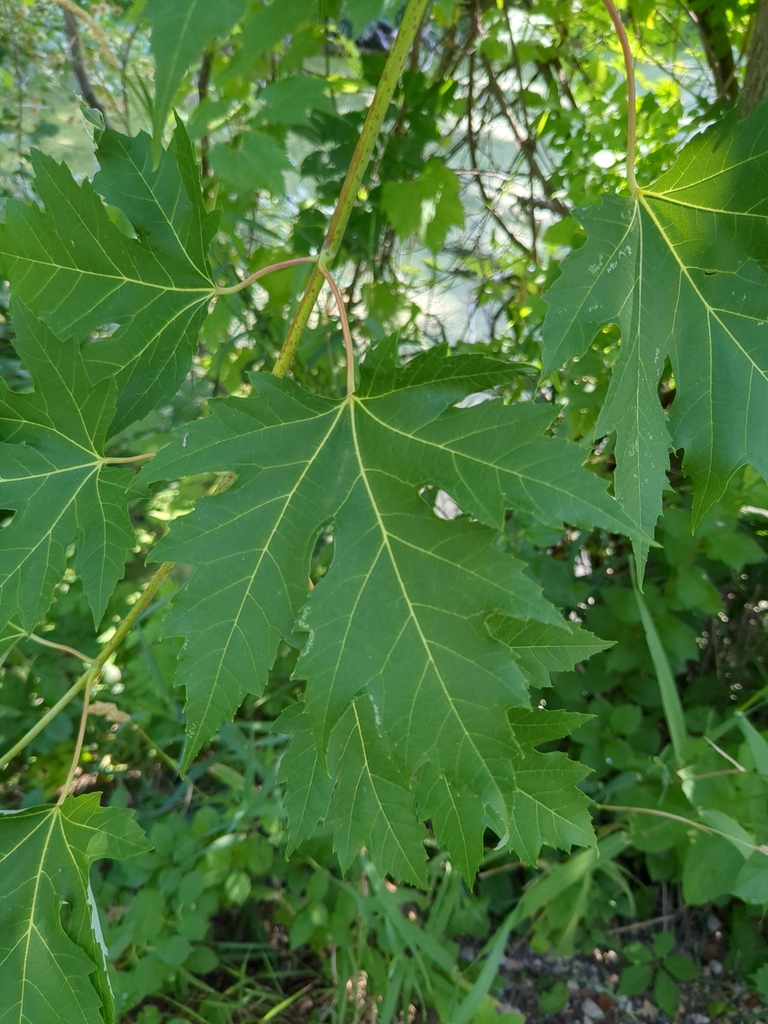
[418,484,463,520]
[311,527,334,586]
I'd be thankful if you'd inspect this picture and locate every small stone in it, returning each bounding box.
[567,979,580,995]
[637,998,659,1020]
[708,958,723,975]
[706,913,722,933]
[688,1015,711,1023]
[581,997,605,1021]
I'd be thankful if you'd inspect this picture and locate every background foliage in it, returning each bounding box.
[2,1,768,1022]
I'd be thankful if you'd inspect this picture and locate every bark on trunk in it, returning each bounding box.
[63,10,110,126]
[742,0,768,118]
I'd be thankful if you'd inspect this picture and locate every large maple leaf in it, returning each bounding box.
[145,346,633,879]
[0,795,149,1024]
[542,106,768,552]
[0,122,215,433]
[0,302,136,638]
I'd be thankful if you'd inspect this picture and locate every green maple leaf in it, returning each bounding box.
[0,794,150,1024]
[0,123,215,433]
[276,704,336,854]
[0,302,136,638]
[488,617,612,689]
[381,158,465,252]
[145,0,247,158]
[504,709,594,865]
[327,698,429,885]
[145,347,631,878]
[543,106,768,551]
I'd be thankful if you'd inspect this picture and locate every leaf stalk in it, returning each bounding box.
[601,0,637,194]
[0,562,174,769]
[271,0,431,380]
[216,255,356,394]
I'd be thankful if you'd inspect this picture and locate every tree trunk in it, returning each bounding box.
[687,1,738,103]
[742,0,768,117]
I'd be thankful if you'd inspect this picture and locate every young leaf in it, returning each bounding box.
[542,105,768,546]
[0,124,215,432]
[381,158,465,252]
[0,302,135,638]
[145,0,247,159]
[0,794,150,1024]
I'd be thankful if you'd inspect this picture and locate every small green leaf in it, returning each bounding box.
[381,158,465,252]
[619,961,654,996]
[210,131,292,196]
[538,981,568,1014]
[652,930,675,958]
[736,712,768,779]
[653,968,680,1015]
[624,941,654,964]
[663,954,697,982]
[260,75,337,127]
[145,0,247,157]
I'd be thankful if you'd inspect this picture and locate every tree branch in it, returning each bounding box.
[62,9,110,126]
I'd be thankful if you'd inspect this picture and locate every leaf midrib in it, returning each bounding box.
[348,400,506,803]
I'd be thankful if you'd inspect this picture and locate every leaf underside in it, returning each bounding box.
[543,105,768,552]
[146,345,628,881]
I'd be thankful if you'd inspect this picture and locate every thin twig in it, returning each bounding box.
[609,913,678,935]
[0,562,174,768]
[272,0,431,380]
[595,802,768,857]
[50,0,120,70]
[62,9,110,124]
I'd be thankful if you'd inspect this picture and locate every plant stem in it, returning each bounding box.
[601,0,637,193]
[595,802,768,857]
[272,0,431,380]
[215,256,321,295]
[216,255,356,393]
[51,0,120,70]
[0,562,174,769]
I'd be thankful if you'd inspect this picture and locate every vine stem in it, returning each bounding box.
[601,0,637,193]
[272,0,431,380]
[594,802,768,857]
[0,562,174,770]
[216,255,356,394]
